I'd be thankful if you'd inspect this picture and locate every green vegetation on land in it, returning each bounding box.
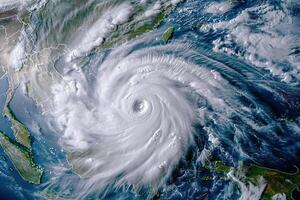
[128,7,172,40]
[3,105,31,149]
[39,186,73,200]
[202,159,299,199]
[203,160,231,174]
[0,132,43,184]
[201,176,213,181]
[214,160,231,173]
[0,86,43,184]
[244,164,300,200]
[99,3,179,51]
[162,27,174,44]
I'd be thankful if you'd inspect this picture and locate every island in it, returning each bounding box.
[201,160,300,200]
[244,164,300,200]
[0,85,43,184]
[97,2,182,51]
[162,27,174,44]
[3,104,31,149]
[0,132,43,184]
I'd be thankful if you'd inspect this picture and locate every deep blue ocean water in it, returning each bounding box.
[0,0,300,199]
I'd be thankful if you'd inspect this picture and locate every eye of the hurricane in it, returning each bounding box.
[53,44,202,197]
[132,99,147,113]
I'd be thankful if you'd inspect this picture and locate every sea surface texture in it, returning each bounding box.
[0,0,299,200]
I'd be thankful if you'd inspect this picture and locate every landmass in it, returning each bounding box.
[213,160,231,174]
[201,160,300,200]
[162,27,174,43]
[97,2,181,51]
[38,185,73,200]
[3,104,31,149]
[0,132,43,184]
[0,85,43,184]
[244,164,300,200]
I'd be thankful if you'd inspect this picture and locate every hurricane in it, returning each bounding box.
[47,32,300,198]
[51,40,220,198]
[0,0,300,200]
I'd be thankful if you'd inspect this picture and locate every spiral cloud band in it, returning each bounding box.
[1,0,300,199]
[51,40,234,196]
